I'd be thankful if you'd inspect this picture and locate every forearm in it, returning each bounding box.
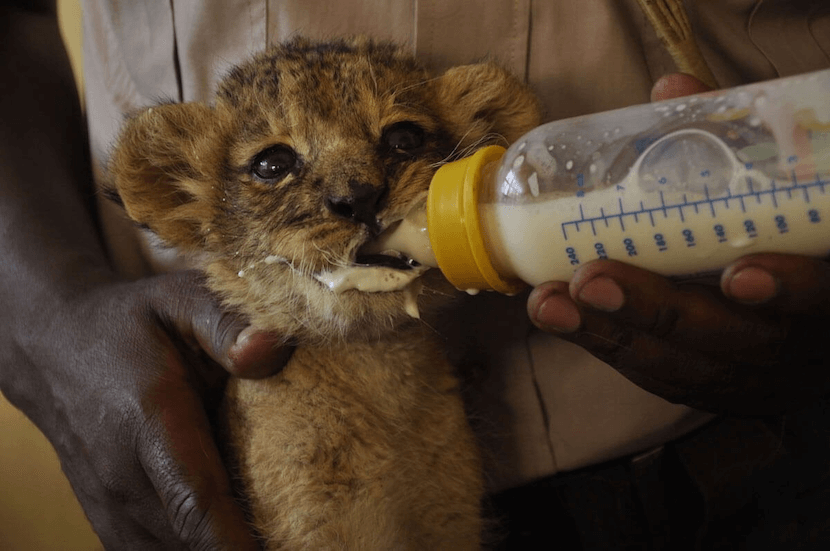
[0,3,115,313]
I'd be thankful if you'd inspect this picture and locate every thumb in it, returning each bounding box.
[137,362,260,551]
[650,72,713,102]
[722,253,830,316]
[148,270,293,378]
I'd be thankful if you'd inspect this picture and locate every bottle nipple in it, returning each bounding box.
[362,201,438,268]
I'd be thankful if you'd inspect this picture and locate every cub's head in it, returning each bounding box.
[109,37,539,343]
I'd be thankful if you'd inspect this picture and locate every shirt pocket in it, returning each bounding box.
[748,1,830,76]
[83,0,180,112]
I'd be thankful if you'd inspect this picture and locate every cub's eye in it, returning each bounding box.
[382,122,425,153]
[251,145,298,181]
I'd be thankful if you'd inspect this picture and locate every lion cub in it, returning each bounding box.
[109,37,538,550]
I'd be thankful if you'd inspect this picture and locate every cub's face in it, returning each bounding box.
[110,37,538,343]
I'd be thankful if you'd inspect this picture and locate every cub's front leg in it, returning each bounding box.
[222,332,482,550]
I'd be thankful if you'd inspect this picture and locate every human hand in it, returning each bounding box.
[0,270,291,550]
[527,255,830,415]
[526,74,830,415]
[0,4,293,547]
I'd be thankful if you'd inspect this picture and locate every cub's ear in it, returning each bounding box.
[108,102,225,252]
[434,63,540,149]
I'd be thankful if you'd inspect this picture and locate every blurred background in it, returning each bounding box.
[0,1,102,548]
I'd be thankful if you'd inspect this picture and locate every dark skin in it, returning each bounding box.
[528,73,830,416]
[3,0,827,546]
[0,2,290,549]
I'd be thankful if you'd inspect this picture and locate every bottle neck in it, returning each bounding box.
[427,145,525,294]
[475,158,522,282]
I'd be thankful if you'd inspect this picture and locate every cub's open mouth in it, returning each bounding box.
[312,224,433,319]
[314,249,429,295]
[355,203,437,271]
[354,252,421,271]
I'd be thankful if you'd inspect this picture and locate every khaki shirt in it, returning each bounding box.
[82,0,830,491]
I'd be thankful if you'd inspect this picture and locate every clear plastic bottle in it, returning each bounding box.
[379,69,830,294]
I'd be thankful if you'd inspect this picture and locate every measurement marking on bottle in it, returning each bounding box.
[689,195,700,215]
[789,171,799,199]
[618,199,626,231]
[755,183,765,205]
[705,185,716,217]
[747,177,761,206]
[561,175,830,240]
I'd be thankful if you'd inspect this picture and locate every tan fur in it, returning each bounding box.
[109,37,539,549]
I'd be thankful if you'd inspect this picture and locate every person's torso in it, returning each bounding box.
[82,0,830,491]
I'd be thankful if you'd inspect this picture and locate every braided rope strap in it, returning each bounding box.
[635,0,719,89]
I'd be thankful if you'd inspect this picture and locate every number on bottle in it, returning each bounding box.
[623,238,638,257]
[713,224,727,243]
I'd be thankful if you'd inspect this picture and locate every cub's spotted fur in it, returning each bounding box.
[110,37,539,550]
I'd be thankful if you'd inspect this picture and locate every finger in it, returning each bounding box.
[527,266,793,413]
[527,281,581,333]
[85,507,169,551]
[650,72,712,102]
[57,384,207,549]
[89,498,175,551]
[60,452,171,550]
[568,260,785,362]
[722,253,830,316]
[227,326,295,379]
[149,271,293,378]
[138,373,259,551]
[528,278,743,409]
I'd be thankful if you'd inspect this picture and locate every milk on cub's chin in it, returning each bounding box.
[314,265,429,319]
[309,201,439,319]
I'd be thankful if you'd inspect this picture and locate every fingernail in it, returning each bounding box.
[531,289,581,333]
[723,266,778,304]
[577,276,625,312]
[231,326,254,348]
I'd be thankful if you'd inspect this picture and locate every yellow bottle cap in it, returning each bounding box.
[427,145,526,294]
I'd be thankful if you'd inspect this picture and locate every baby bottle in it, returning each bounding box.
[382,69,830,294]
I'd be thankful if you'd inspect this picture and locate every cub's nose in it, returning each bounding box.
[325,180,387,231]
